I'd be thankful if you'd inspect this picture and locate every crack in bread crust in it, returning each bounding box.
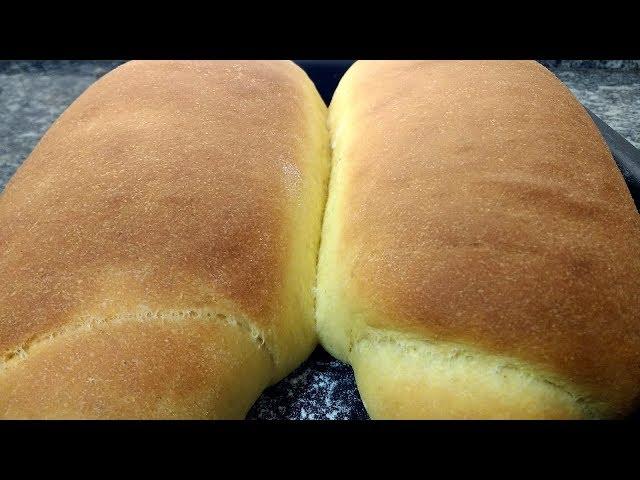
[0,307,277,380]
[351,326,612,419]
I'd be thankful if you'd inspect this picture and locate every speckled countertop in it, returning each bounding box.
[1,60,639,420]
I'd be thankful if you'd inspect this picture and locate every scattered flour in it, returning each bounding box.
[247,347,369,420]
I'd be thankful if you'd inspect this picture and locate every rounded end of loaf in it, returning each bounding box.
[317,59,640,420]
[0,311,273,419]
[349,330,620,420]
[0,59,331,417]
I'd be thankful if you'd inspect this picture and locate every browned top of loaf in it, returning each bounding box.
[0,60,313,355]
[337,61,640,408]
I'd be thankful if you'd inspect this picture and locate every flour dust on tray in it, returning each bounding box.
[247,347,369,420]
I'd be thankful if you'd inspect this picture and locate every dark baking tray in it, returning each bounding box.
[247,60,640,420]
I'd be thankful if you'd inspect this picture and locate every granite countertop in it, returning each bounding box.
[1,60,639,420]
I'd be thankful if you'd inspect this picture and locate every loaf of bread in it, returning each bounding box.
[316,60,640,419]
[0,61,330,418]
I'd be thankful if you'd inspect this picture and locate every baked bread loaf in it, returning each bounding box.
[316,60,640,419]
[0,61,330,418]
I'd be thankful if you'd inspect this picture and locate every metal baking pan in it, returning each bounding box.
[247,60,640,420]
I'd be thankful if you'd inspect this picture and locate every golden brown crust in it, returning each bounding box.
[320,60,640,416]
[0,314,272,419]
[350,331,586,419]
[0,60,329,418]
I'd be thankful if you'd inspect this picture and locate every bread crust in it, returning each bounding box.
[317,60,640,417]
[0,312,272,419]
[0,60,330,418]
